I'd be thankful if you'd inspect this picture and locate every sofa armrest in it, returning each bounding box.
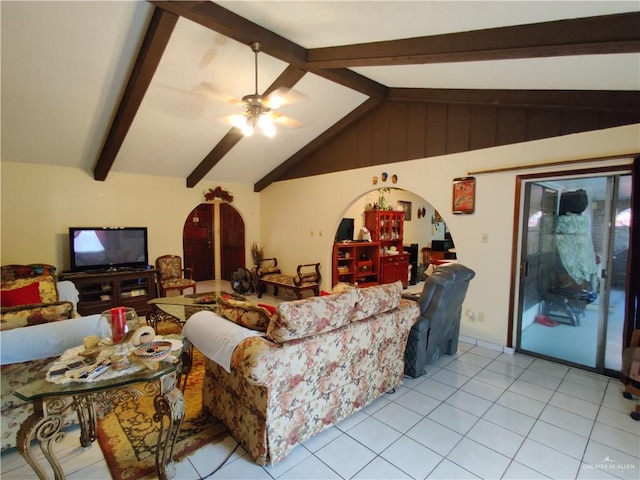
[294,263,321,286]
[0,314,101,364]
[56,280,79,311]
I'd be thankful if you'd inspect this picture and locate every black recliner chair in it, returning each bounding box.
[404,263,476,378]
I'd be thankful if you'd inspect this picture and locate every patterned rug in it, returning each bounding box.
[96,345,229,480]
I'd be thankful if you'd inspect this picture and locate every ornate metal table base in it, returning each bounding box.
[147,303,185,333]
[17,372,185,480]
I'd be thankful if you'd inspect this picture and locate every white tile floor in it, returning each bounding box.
[2,342,639,480]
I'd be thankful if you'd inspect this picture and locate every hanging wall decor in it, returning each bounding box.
[398,200,412,221]
[204,186,234,202]
[452,177,475,214]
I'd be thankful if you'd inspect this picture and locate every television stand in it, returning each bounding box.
[59,269,158,316]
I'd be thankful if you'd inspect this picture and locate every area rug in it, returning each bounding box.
[96,347,229,480]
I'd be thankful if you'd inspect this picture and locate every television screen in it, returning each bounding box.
[69,227,148,272]
[336,218,355,242]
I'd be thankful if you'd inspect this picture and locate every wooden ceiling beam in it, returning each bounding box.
[307,12,640,68]
[254,98,385,192]
[94,7,178,181]
[388,88,640,113]
[150,0,386,98]
[187,65,307,188]
[149,0,306,65]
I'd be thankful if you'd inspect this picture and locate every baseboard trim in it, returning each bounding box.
[459,335,513,355]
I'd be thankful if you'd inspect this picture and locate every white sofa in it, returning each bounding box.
[0,280,101,451]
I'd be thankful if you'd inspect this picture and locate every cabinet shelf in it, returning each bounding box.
[332,242,380,287]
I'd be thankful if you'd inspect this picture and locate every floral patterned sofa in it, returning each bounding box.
[183,281,419,465]
[0,264,100,451]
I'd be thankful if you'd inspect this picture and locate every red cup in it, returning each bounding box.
[110,307,127,344]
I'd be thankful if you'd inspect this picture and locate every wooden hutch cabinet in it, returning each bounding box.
[364,210,409,288]
[332,242,380,287]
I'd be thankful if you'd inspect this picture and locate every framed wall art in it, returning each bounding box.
[398,200,412,221]
[452,176,476,214]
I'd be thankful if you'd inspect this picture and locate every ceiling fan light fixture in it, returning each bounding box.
[235,41,278,138]
[241,122,255,137]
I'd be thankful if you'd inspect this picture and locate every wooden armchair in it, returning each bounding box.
[155,255,196,296]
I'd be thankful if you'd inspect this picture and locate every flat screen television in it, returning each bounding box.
[336,218,355,242]
[69,227,149,272]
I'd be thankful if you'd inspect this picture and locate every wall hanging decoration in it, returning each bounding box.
[398,200,412,221]
[452,177,475,214]
[204,186,234,203]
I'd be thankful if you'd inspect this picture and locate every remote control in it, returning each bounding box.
[66,357,96,372]
[81,361,111,380]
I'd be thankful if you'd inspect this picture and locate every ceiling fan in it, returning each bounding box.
[230,41,294,138]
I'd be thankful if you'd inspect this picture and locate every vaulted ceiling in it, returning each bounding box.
[2,1,639,192]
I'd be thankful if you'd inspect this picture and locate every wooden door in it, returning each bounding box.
[220,203,245,280]
[183,204,214,281]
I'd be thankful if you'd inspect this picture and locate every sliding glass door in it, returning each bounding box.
[516,173,631,374]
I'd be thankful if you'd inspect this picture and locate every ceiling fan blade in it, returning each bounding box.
[273,112,302,129]
[194,81,242,105]
[264,87,307,109]
[149,84,214,118]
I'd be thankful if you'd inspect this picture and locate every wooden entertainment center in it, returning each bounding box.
[333,210,410,288]
[59,269,158,316]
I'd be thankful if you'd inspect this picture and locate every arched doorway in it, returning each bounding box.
[183,202,246,281]
[333,188,455,287]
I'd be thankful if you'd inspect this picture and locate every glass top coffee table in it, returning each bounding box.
[15,335,187,480]
[147,291,246,332]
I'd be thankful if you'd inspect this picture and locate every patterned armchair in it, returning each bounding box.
[155,255,196,296]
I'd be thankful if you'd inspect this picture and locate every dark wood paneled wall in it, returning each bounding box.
[280,100,640,181]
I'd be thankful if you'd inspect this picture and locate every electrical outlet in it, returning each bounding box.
[477,312,485,322]
[481,233,489,244]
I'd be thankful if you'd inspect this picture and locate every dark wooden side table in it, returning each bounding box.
[14,335,187,480]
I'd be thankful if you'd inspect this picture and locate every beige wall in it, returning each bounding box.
[260,125,639,347]
[0,163,261,270]
[2,124,638,348]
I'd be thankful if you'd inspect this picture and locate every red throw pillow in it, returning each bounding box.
[257,303,276,315]
[1,282,42,307]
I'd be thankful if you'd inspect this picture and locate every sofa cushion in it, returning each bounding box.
[1,274,59,305]
[217,297,271,332]
[0,264,57,283]
[0,301,74,331]
[267,288,358,343]
[351,281,402,322]
[0,282,42,307]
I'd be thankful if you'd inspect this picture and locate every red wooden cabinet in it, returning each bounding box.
[333,242,380,287]
[380,253,410,288]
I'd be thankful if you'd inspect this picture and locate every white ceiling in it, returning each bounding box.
[2,1,639,186]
